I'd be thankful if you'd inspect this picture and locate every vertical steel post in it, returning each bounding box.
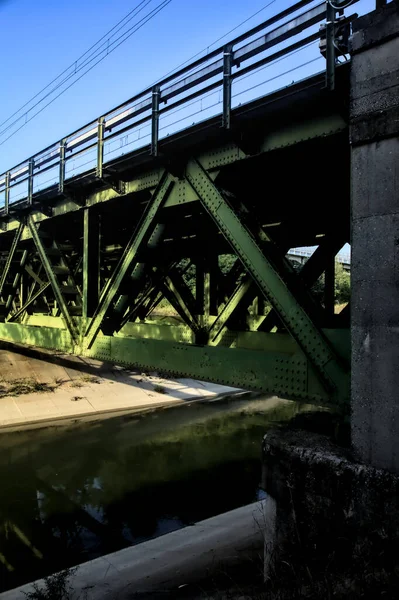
[326,2,336,91]
[4,171,10,215]
[151,85,160,157]
[222,45,233,129]
[324,255,335,320]
[59,139,66,194]
[96,117,105,179]
[83,208,101,320]
[27,159,34,205]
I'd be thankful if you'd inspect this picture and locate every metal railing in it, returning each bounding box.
[0,0,371,213]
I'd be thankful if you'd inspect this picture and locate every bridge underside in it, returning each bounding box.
[0,72,350,407]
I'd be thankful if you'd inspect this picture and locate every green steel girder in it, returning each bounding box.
[1,112,347,240]
[84,171,175,348]
[185,157,349,404]
[0,222,24,300]
[163,271,199,332]
[5,249,29,316]
[83,208,101,319]
[8,282,51,323]
[261,235,347,332]
[0,320,330,403]
[208,278,253,345]
[27,217,79,343]
[161,280,200,333]
[24,264,46,286]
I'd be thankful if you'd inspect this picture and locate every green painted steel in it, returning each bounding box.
[0,222,24,298]
[185,158,349,404]
[83,208,100,319]
[84,171,175,348]
[27,217,79,343]
[8,282,51,322]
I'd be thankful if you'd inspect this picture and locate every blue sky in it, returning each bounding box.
[0,0,374,178]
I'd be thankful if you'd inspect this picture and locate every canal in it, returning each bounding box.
[0,394,309,592]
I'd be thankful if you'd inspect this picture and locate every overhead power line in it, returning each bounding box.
[0,0,153,135]
[0,0,172,145]
[152,0,278,83]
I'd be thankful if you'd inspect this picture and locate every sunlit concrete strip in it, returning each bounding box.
[0,500,271,599]
[0,345,243,431]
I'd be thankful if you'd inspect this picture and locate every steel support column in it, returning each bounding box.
[0,222,24,298]
[83,208,100,319]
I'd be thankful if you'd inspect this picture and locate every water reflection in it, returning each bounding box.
[0,395,306,592]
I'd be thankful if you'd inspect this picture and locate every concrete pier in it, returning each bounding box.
[351,2,399,472]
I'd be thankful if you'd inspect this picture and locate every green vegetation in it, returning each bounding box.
[0,379,54,398]
[153,384,167,394]
[308,260,350,306]
[22,568,78,600]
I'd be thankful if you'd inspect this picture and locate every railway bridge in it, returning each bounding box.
[0,0,398,470]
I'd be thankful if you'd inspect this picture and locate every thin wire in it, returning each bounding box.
[232,56,322,99]
[149,0,278,84]
[0,1,172,148]
[0,0,153,133]
[0,0,167,140]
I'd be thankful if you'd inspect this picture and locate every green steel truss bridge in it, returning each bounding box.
[0,0,381,407]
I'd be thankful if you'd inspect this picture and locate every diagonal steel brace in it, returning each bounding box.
[185,157,349,403]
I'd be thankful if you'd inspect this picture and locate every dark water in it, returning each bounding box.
[0,394,307,592]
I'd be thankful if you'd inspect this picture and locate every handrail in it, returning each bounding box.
[0,0,362,212]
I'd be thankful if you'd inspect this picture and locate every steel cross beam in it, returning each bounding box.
[0,222,24,299]
[163,270,199,331]
[8,282,51,322]
[185,158,348,403]
[4,249,28,313]
[84,171,175,348]
[27,217,79,343]
[208,278,252,345]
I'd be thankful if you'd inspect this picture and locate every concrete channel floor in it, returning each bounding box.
[0,500,270,600]
[0,344,241,429]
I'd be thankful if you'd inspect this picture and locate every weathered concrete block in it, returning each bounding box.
[351,138,399,218]
[262,428,399,595]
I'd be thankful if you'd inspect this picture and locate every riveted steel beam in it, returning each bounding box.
[162,275,200,333]
[208,277,253,345]
[0,222,24,298]
[84,171,175,348]
[8,282,51,322]
[260,235,347,332]
[83,208,101,319]
[5,249,29,314]
[28,217,78,343]
[185,157,349,404]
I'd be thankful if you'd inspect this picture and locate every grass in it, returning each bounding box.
[70,380,83,388]
[0,379,55,398]
[154,384,167,394]
[80,374,101,384]
[22,567,81,600]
